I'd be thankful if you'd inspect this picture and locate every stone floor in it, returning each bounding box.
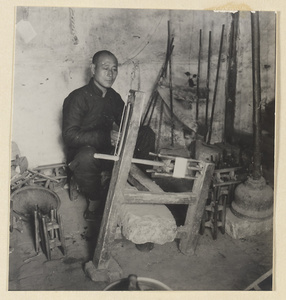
[8,185,273,291]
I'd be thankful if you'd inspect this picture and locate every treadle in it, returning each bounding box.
[245,269,272,291]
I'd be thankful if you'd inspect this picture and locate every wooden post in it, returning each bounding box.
[204,31,212,142]
[251,11,262,180]
[92,91,144,269]
[225,12,239,143]
[168,20,175,146]
[179,162,215,254]
[207,24,225,145]
[196,29,202,121]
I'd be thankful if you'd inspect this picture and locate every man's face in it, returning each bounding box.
[92,54,118,90]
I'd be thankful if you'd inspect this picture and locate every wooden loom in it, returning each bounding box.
[92,90,214,270]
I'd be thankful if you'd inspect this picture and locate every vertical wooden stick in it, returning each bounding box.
[251,12,262,180]
[207,24,225,144]
[204,31,212,142]
[196,29,202,121]
[168,20,175,146]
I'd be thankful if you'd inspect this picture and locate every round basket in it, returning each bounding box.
[104,276,172,291]
[11,186,61,219]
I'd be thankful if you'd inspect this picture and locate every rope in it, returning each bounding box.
[69,8,79,45]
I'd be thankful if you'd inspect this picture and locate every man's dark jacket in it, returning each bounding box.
[62,78,124,162]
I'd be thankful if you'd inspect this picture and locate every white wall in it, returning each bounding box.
[12,7,276,168]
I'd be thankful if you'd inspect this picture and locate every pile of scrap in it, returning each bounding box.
[11,163,67,192]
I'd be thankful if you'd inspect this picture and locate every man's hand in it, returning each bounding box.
[111,130,121,147]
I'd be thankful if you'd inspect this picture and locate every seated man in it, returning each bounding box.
[62,50,155,221]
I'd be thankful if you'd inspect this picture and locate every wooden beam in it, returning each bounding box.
[92,91,144,269]
[251,11,262,180]
[123,190,197,205]
[128,164,163,192]
[225,12,239,143]
[179,162,215,254]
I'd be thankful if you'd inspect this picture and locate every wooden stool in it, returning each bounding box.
[200,167,241,239]
[34,206,66,260]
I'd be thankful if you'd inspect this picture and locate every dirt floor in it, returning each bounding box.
[8,185,273,291]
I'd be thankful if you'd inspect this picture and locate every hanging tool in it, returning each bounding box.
[204,31,212,142]
[196,29,202,121]
[207,24,225,145]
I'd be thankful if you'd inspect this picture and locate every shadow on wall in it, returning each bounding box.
[57,106,65,162]
[84,66,92,84]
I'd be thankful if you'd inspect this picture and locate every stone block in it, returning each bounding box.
[225,208,273,239]
[119,203,177,245]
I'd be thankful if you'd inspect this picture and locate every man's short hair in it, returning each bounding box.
[92,50,117,65]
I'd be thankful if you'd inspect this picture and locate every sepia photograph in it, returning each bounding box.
[8,5,275,292]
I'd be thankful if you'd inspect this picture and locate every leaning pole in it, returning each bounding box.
[225,11,273,239]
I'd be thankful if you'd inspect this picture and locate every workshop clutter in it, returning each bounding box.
[11,162,67,192]
[10,185,65,260]
[10,142,67,260]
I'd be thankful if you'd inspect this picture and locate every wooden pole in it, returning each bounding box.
[168,20,175,146]
[156,98,164,153]
[196,29,202,121]
[251,12,262,180]
[204,31,212,142]
[92,91,145,269]
[225,12,239,143]
[207,24,225,145]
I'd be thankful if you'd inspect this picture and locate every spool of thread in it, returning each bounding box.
[173,157,188,178]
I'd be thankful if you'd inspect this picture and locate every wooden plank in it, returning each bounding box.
[245,269,272,291]
[93,153,165,167]
[152,172,198,180]
[179,162,215,254]
[128,164,163,192]
[33,163,66,170]
[213,180,241,187]
[124,190,197,205]
[149,152,202,163]
[92,91,144,269]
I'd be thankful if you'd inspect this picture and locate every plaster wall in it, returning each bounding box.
[12,7,275,168]
[234,11,276,134]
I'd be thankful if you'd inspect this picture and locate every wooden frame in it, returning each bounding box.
[92,90,214,270]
